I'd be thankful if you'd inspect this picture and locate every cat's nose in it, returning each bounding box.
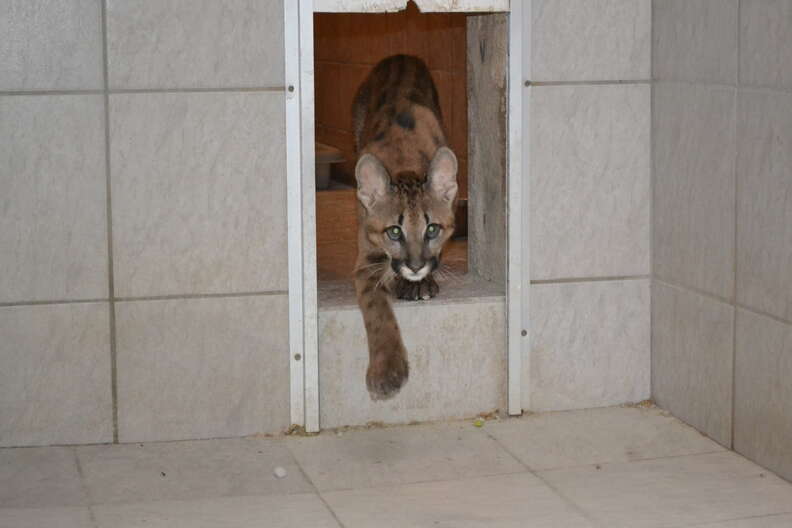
[407,262,424,273]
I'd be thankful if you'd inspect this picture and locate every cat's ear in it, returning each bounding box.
[427,147,458,204]
[355,154,390,210]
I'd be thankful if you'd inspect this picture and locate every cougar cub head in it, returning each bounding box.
[355,147,458,282]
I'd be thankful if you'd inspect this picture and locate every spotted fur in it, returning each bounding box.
[352,55,459,400]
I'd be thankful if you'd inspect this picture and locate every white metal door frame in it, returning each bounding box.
[284,0,319,432]
[285,0,526,432]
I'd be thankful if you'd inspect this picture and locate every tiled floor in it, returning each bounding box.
[2,407,792,528]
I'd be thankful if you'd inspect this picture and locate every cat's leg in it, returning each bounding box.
[356,267,409,400]
[394,274,439,301]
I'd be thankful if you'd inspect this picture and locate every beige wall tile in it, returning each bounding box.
[106,0,284,89]
[653,0,738,83]
[528,280,650,412]
[531,0,651,81]
[0,303,112,447]
[0,0,102,90]
[115,295,289,442]
[652,282,734,447]
[530,85,650,280]
[0,95,107,303]
[734,309,792,483]
[653,82,736,299]
[110,92,287,297]
[740,0,792,90]
[737,90,792,322]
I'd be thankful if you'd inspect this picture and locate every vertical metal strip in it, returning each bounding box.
[285,0,305,427]
[507,0,526,415]
[299,0,321,433]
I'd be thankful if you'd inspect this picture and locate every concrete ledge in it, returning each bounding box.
[318,277,506,428]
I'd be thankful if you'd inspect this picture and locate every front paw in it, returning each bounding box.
[366,352,409,400]
[394,275,439,301]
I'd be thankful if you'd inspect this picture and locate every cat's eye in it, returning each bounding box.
[425,223,441,239]
[386,226,402,241]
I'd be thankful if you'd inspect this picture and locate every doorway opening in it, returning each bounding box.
[285,0,524,432]
[313,2,507,300]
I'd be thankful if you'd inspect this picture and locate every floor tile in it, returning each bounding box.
[323,472,593,528]
[0,506,93,528]
[287,423,521,492]
[487,406,723,471]
[93,493,340,528]
[540,451,792,528]
[696,513,792,527]
[76,437,310,505]
[0,447,86,508]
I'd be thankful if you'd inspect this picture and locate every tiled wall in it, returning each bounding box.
[0,0,289,446]
[523,0,653,412]
[652,0,792,480]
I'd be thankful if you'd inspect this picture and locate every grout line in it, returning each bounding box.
[655,277,792,328]
[652,79,739,90]
[482,429,603,527]
[649,0,657,407]
[655,78,792,96]
[306,467,529,496]
[530,275,649,285]
[731,0,742,452]
[735,303,792,328]
[0,87,285,96]
[508,447,729,476]
[289,458,529,495]
[115,290,289,303]
[0,291,289,308]
[534,450,738,477]
[654,276,734,306]
[108,86,286,94]
[0,298,108,308]
[600,448,728,467]
[284,445,349,528]
[685,512,792,528]
[71,447,100,528]
[0,430,280,449]
[314,492,349,528]
[0,89,104,96]
[526,79,651,87]
[99,0,119,445]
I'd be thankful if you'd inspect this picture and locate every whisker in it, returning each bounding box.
[374,271,389,292]
[362,265,385,278]
[355,260,386,271]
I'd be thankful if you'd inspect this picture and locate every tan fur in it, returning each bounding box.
[352,55,459,400]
